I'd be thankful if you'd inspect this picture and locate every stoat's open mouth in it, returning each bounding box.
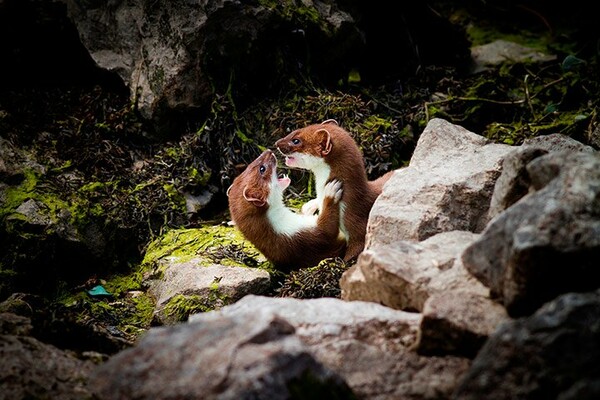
[276,148,296,165]
[277,173,291,189]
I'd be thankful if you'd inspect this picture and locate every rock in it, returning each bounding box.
[366,118,512,247]
[470,39,557,73]
[192,294,422,350]
[452,290,600,400]
[90,310,355,400]
[415,291,509,358]
[0,312,33,336]
[0,313,95,400]
[341,231,488,312]
[463,150,600,316]
[522,132,597,153]
[142,226,272,324]
[60,0,361,133]
[488,133,596,224]
[149,260,271,325]
[191,295,471,400]
[486,146,549,222]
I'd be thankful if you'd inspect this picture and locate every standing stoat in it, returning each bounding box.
[227,149,346,272]
[275,120,393,261]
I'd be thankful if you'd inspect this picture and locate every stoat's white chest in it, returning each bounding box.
[266,170,318,237]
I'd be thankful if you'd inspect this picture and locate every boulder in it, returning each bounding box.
[366,118,512,246]
[463,150,600,316]
[90,310,355,400]
[452,290,600,400]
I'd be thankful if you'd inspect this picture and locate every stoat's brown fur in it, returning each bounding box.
[275,120,393,261]
[227,149,346,272]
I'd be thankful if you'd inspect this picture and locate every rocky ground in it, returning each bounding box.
[1,1,599,398]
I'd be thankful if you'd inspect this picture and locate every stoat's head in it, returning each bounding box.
[275,119,338,169]
[227,150,289,211]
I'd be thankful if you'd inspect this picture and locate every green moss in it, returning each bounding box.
[258,0,320,25]
[78,181,113,193]
[162,183,186,211]
[142,226,272,271]
[161,294,213,322]
[164,147,180,160]
[54,262,157,339]
[1,169,40,218]
[1,168,110,232]
[188,167,211,186]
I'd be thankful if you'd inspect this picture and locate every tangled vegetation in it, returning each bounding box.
[275,258,351,299]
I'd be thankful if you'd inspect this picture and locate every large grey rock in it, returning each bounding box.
[463,150,600,316]
[488,133,596,221]
[60,0,360,130]
[192,295,471,400]
[452,290,600,400]
[366,118,512,247]
[341,231,488,312]
[90,310,355,400]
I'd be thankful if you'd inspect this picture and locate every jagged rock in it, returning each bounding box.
[488,133,597,221]
[0,313,95,400]
[522,132,597,153]
[486,146,549,222]
[192,294,422,350]
[452,290,600,400]
[462,150,600,316]
[59,0,362,132]
[191,295,471,400]
[415,291,510,358]
[90,310,355,400]
[341,231,488,312]
[366,118,512,247]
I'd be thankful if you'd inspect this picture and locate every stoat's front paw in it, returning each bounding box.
[324,180,343,203]
[301,199,320,216]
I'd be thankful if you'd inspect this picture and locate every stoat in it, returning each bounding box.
[227,149,346,272]
[275,119,393,261]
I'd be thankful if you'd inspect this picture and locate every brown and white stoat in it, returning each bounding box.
[275,119,393,261]
[227,149,346,272]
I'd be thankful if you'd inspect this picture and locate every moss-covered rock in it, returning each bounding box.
[142,225,274,324]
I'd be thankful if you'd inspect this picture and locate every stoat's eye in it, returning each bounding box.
[291,138,301,145]
[259,165,266,174]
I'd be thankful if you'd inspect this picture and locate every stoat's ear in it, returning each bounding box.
[315,128,332,156]
[226,184,234,197]
[321,118,338,126]
[243,185,267,207]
